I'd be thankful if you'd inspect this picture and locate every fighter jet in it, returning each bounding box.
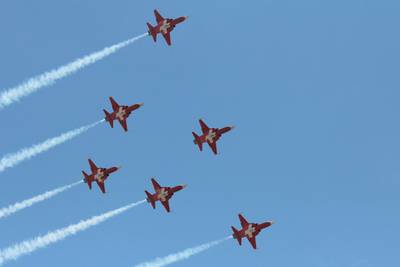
[192,119,234,155]
[231,214,274,249]
[82,159,120,194]
[147,9,188,46]
[103,97,143,132]
[145,178,186,212]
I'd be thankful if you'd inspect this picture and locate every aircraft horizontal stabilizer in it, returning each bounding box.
[145,190,156,209]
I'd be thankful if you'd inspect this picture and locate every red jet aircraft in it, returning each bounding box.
[103,97,143,132]
[231,214,274,249]
[147,9,188,46]
[82,159,120,194]
[145,178,186,212]
[192,119,234,155]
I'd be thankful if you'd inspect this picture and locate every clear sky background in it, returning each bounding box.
[0,0,399,266]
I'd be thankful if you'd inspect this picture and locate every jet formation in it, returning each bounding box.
[81,8,272,251]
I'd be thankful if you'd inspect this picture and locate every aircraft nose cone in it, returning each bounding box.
[230,125,236,129]
[184,16,189,20]
[269,220,275,225]
[138,102,144,107]
[181,184,187,189]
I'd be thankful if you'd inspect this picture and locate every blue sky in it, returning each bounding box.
[0,0,399,266]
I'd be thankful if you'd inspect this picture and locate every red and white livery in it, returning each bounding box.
[145,178,186,212]
[103,97,143,132]
[147,9,188,46]
[82,159,120,194]
[231,214,274,249]
[192,119,234,155]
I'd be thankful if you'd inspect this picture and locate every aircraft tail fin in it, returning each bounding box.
[145,190,156,209]
[147,23,157,42]
[192,132,203,151]
[82,171,92,190]
[231,226,242,245]
[103,109,114,128]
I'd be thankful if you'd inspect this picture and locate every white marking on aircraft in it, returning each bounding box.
[116,107,126,121]
[157,188,168,202]
[205,130,217,143]
[94,169,105,182]
[160,20,170,34]
[245,224,256,238]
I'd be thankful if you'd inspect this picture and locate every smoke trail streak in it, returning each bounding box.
[0,33,148,109]
[0,199,146,265]
[134,236,233,267]
[0,119,104,173]
[0,180,82,220]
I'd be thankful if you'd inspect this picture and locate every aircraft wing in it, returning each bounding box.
[97,181,106,194]
[162,32,172,46]
[199,119,209,134]
[161,200,171,212]
[207,140,218,155]
[119,119,128,132]
[248,236,257,249]
[239,214,249,227]
[110,97,120,112]
[154,9,164,23]
[88,159,98,173]
[151,178,161,191]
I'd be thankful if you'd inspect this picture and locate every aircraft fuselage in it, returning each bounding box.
[115,107,127,121]
[157,188,170,202]
[94,169,106,182]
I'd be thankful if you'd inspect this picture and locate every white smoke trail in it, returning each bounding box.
[0,33,148,109]
[134,236,233,267]
[0,119,104,173]
[0,199,146,265]
[0,180,82,220]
